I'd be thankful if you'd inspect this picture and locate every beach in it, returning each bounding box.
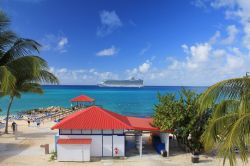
[1,0,250,165]
[0,118,246,166]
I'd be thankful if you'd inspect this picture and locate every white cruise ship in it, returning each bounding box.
[98,77,143,88]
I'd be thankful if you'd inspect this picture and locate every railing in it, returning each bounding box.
[37,104,102,122]
[37,108,77,121]
[49,109,78,121]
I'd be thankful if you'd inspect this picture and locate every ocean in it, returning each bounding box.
[0,86,207,117]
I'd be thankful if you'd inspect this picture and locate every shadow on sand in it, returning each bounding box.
[0,142,31,163]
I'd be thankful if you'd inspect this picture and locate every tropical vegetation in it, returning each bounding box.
[0,11,59,133]
[199,76,250,166]
[153,88,210,153]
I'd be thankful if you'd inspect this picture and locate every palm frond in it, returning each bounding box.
[0,11,10,31]
[0,38,41,65]
[201,112,238,151]
[20,82,43,94]
[34,70,59,84]
[213,100,240,119]
[0,30,17,52]
[6,55,48,79]
[199,78,250,113]
[0,65,16,93]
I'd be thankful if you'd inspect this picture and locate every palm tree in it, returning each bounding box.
[0,11,59,133]
[199,75,250,166]
[2,59,58,133]
[2,56,59,134]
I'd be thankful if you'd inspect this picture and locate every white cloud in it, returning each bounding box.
[139,43,151,55]
[226,54,244,70]
[50,67,118,85]
[126,60,152,79]
[188,43,212,63]
[47,0,250,86]
[191,0,208,9]
[209,31,221,44]
[209,0,250,49]
[97,10,122,37]
[96,46,118,56]
[124,26,250,85]
[243,23,250,49]
[181,44,189,54]
[41,33,69,53]
[183,43,213,65]
[222,25,238,44]
[57,37,68,52]
[139,61,151,73]
[213,49,226,57]
[150,0,248,85]
[210,0,236,8]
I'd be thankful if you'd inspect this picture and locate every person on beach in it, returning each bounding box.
[11,121,17,133]
[27,118,31,127]
[36,118,41,127]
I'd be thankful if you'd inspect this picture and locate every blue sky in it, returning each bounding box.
[1,0,250,85]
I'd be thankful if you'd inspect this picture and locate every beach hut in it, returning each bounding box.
[51,106,172,162]
[70,95,95,108]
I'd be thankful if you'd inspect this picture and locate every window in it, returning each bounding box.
[60,129,71,134]
[103,130,113,134]
[92,130,102,134]
[114,130,123,134]
[82,130,91,134]
[71,130,81,134]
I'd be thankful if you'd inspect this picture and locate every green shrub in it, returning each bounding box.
[49,151,57,161]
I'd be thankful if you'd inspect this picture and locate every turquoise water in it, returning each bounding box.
[0,86,207,117]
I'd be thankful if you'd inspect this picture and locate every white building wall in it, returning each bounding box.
[103,136,112,156]
[113,135,125,156]
[58,134,125,157]
[83,144,91,161]
[89,135,103,156]
[57,144,90,161]
[59,135,102,156]
[159,133,170,156]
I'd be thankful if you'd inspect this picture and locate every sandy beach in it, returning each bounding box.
[0,119,247,166]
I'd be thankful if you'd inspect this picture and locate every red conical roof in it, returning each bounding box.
[70,95,94,102]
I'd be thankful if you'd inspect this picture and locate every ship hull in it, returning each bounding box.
[98,78,143,88]
[98,84,143,88]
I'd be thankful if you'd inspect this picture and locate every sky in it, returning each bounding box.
[1,0,250,86]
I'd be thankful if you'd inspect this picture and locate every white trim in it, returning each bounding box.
[164,133,170,157]
[139,135,142,158]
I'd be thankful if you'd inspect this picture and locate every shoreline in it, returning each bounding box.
[0,106,71,123]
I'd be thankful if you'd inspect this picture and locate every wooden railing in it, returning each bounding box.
[38,108,78,121]
[37,104,102,122]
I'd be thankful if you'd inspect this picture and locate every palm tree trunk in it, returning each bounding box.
[4,96,14,134]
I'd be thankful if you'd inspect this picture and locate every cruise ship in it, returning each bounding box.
[98,78,143,88]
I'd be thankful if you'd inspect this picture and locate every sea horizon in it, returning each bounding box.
[0,85,207,117]
[42,84,209,87]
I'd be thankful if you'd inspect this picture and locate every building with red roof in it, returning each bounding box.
[52,106,171,162]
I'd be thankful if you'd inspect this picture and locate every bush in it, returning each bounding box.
[153,88,210,153]
[49,151,57,161]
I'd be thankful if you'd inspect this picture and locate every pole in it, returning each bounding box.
[165,133,169,157]
[139,134,142,158]
[14,124,18,140]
